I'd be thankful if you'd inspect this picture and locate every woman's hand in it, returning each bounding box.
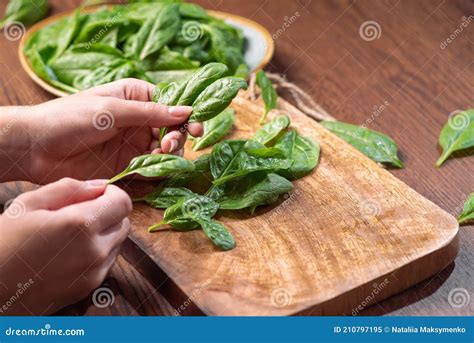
[0,178,131,315]
[1,79,203,184]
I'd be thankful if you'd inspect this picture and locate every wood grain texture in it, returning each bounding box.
[125,94,459,315]
[0,0,472,316]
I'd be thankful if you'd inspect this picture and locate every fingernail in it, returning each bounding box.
[86,179,108,187]
[169,139,179,153]
[169,106,192,117]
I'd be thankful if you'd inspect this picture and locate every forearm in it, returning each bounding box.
[0,106,33,182]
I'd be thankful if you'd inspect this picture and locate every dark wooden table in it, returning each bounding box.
[0,0,472,316]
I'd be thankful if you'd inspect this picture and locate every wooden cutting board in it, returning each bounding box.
[124,94,459,316]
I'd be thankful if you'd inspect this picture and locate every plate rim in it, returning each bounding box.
[18,6,275,98]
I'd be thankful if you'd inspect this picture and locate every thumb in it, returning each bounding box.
[109,99,193,128]
[16,178,107,212]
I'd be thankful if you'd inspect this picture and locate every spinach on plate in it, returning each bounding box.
[23,1,248,92]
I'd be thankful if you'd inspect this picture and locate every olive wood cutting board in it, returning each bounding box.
[124,94,459,316]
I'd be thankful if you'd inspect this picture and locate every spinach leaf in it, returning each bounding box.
[50,44,124,85]
[274,130,320,180]
[109,154,195,184]
[209,139,262,180]
[177,62,229,105]
[72,59,137,90]
[192,108,235,151]
[205,23,245,74]
[136,187,196,209]
[127,3,180,60]
[196,217,236,251]
[183,42,210,64]
[53,10,82,60]
[26,48,57,83]
[145,69,196,85]
[458,193,474,224]
[0,0,49,28]
[234,63,250,79]
[165,154,211,187]
[152,74,191,106]
[321,121,404,168]
[144,46,199,71]
[436,109,474,167]
[218,172,293,210]
[179,3,210,19]
[256,70,278,123]
[253,115,291,146]
[149,194,219,232]
[212,148,291,186]
[190,77,248,122]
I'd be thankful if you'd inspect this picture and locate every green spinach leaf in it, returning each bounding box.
[196,217,236,251]
[136,187,196,209]
[274,130,320,180]
[458,193,474,224]
[190,77,247,122]
[192,108,235,151]
[436,109,474,167]
[212,148,291,186]
[127,3,180,60]
[177,62,229,105]
[321,121,404,168]
[165,154,211,187]
[109,154,195,184]
[253,115,291,146]
[218,172,293,210]
[256,70,278,123]
[0,0,49,28]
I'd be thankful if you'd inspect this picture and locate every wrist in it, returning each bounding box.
[0,106,36,182]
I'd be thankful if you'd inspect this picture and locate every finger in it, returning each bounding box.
[98,218,130,250]
[84,78,156,101]
[16,178,107,211]
[161,130,187,154]
[107,98,192,128]
[59,185,132,232]
[187,122,204,137]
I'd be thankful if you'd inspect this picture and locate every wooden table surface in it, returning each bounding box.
[0,0,472,316]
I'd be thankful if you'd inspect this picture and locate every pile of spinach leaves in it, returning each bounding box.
[23,0,247,93]
[110,111,320,251]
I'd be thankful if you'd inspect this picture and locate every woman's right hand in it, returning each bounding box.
[0,178,132,315]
